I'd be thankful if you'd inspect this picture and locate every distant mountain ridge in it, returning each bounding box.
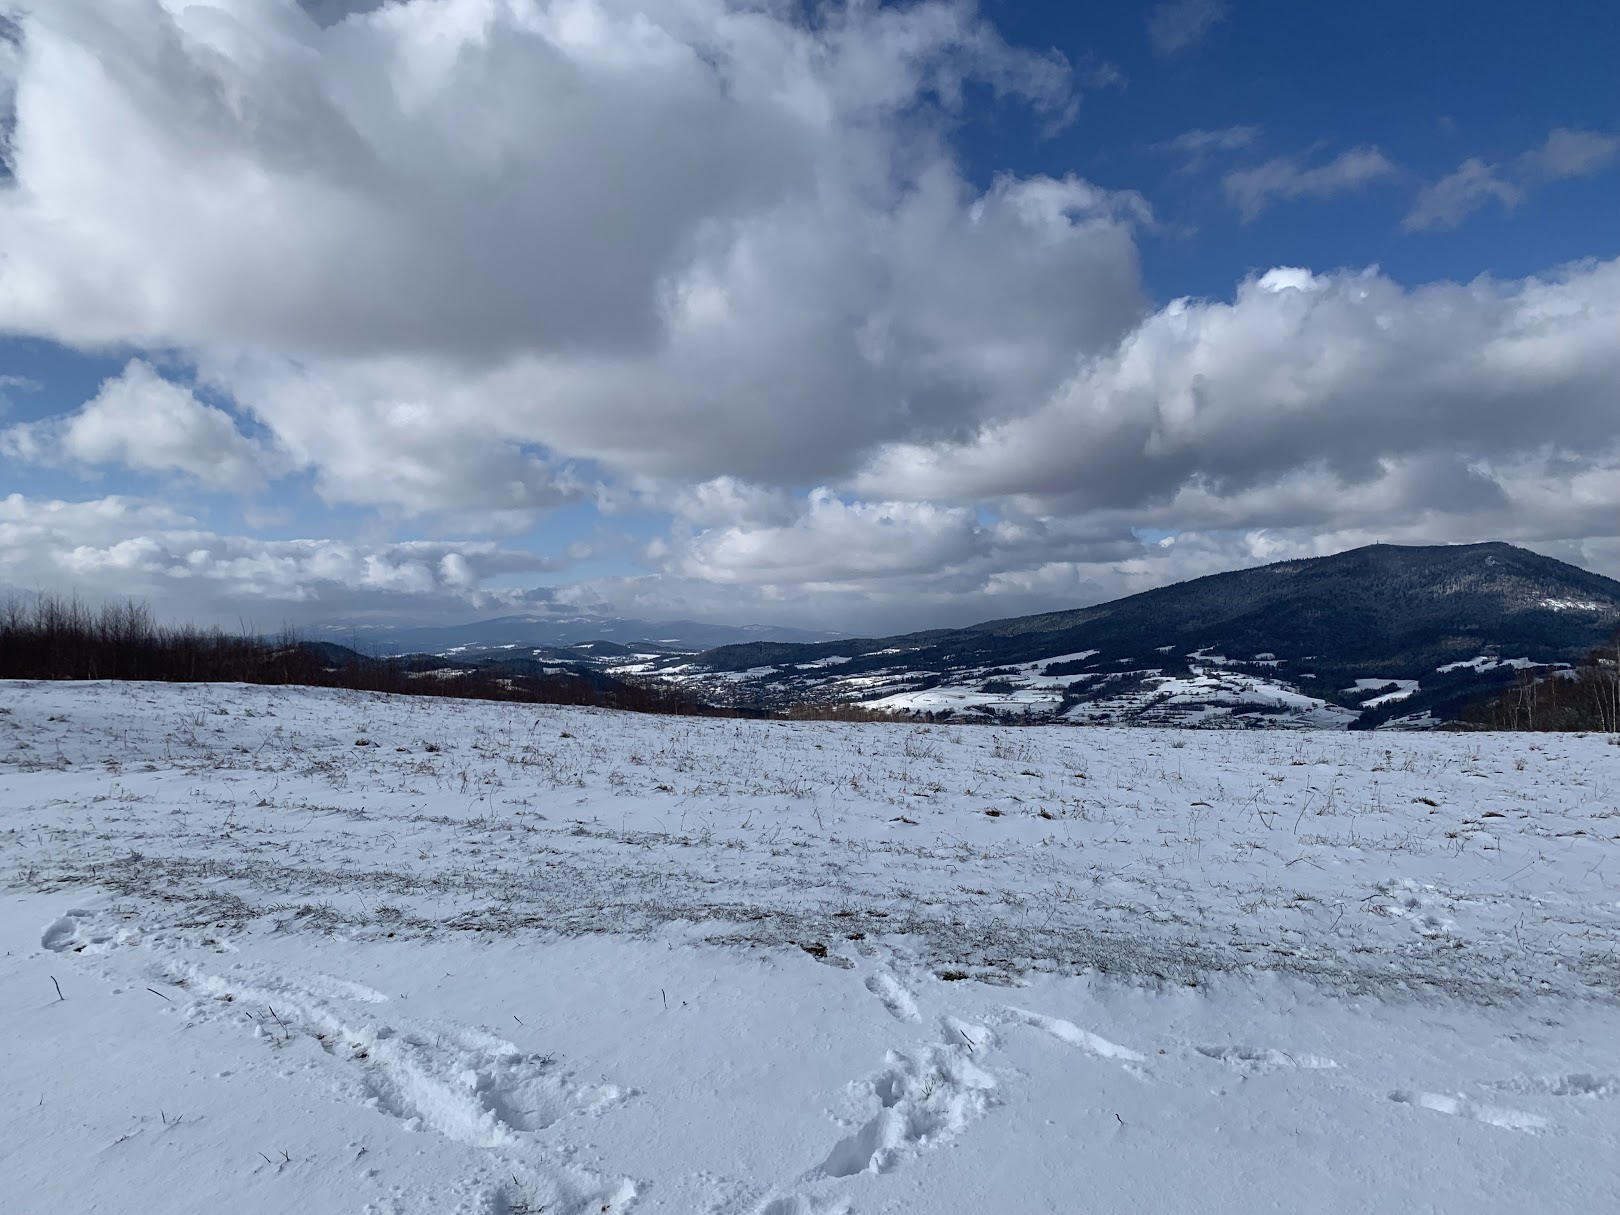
[618,543,1620,729]
[320,614,844,654]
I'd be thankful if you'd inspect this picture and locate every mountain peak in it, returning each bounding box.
[658,542,1619,729]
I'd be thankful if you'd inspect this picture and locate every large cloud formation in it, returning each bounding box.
[2,360,272,489]
[1,0,1618,628]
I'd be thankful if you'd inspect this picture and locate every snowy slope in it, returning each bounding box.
[3,681,1619,1214]
[647,651,1368,727]
[637,542,1620,726]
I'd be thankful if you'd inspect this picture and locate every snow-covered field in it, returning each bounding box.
[3,680,1618,1214]
[631,648,1467,728]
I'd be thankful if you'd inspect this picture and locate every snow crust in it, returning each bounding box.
[3,680,1619,1214]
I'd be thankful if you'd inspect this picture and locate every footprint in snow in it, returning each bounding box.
[159,960,641,1213]
[41,906,122,954]
[758,1196,851,1215]
[162,960,635,1149]
[715,1191,851,1215]
[864,972,921,1023]
[815,1016,999,1179]
[1002,1007,1146,1067]
[1487,1073,1619,1099]
[1194,1045,1339,1076]
[1387,1089,1547,1132]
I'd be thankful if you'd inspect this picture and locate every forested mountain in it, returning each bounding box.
[630,544,1620,728]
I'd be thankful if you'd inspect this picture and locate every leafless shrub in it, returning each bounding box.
[0,592,742,719]
[1463,626,1620,733]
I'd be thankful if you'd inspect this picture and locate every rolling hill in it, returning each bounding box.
[317,615,843,655]
[612,543,1620,728]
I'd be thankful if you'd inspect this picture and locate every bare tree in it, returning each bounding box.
[1591,625,1620,735]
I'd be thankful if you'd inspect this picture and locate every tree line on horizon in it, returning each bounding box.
[0,594,741,717]
[1461,626,1620,734]
[4,592,1614,733]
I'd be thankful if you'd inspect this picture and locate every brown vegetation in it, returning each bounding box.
[777,701,920,723]
[1463,625,1620,732]
[0,594,737,717]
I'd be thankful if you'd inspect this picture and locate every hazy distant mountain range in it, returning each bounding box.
[319,615,844,654]
[330,543,1620,729]
[612,543,1620,728]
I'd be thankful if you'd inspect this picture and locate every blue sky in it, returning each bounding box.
[982,0,1620,293]
[1,0,1618,631]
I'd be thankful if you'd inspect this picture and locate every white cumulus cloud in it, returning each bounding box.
[0,2,1617,630]
[3,361,270,490]
[0,492,568,624]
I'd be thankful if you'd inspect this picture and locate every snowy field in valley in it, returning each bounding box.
[3,680,1619,1214]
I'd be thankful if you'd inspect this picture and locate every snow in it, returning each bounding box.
[1540,598,1606,612]
[1437,656,1538,674]
[1363,687,1418,708]
[1346,679,1421,708]
[858,652,1350,725]
[1377,711,1441,731]
[1035,650,1100,667]
[3,680,1619,1215]
[867,685,1058,715]
[1061,669,1358,728]
[861,653,1112,717]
